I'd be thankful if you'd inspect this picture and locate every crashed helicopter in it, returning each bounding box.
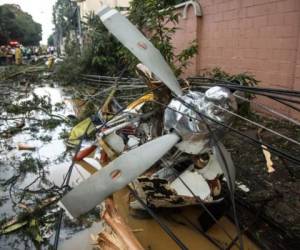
[59,5,238,235]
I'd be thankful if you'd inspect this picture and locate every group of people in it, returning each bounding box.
[0,45,16,65]
[0,44,50,66]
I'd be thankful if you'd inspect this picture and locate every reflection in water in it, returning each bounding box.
[0,82,96,249]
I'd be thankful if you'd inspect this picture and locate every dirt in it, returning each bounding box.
[223,116,300,250]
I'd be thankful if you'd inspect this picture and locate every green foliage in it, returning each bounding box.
[59,129,69,139]
[55,13,131,82]
[54,40,83,83]
[26,219,43,247]
[55,0,198,81]
[80,14,130,75]
[53,0,78,38]
[19,157,44,174]
[174,40,198,76]
[47,34,54,46]
[0,4,42,45]
[40,119,62,130]
[39,135,52,142]
[128,0,198,76]
[0,4,19,45]
[6,93,52,115]
[203,67,259,87]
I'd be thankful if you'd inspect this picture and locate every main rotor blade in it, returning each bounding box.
[98,6,183,97]
[60,133,180,218]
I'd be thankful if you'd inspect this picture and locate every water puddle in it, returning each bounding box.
[0,80,98,249]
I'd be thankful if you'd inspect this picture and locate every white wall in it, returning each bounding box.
[78,0,130,18]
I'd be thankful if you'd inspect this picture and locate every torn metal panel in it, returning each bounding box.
[197,153,223,180]
[103,132,125,155]
[170,167,212,201]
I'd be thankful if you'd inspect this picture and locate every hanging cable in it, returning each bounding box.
[54,68,129,249]
[233,94,300,127]
[189,77,300,97]
[209,103,300,146]
[192,86,300,116]
[174,97,244,250]
[53,83,174,249]
[191,80,300,107]
[150,95,300,249]
[150,97,243,248]
[151,99,300,166]
[179,214,225,250]
[53,120,93,250]
[193,84,300,106]
[163,160,239,248]
[176,173,241,249]
[270,96,300,113]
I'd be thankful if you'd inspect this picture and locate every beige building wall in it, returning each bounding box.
[78,0,130,18]
[171,0,300,120]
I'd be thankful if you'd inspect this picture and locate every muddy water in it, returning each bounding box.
[0,80,258,250]
[0,81,97,249]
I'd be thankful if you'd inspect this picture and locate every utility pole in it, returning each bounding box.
[70,0,83,54]
[77,5,83,54]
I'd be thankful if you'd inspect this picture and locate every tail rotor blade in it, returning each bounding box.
[60,133,180,218]
[98,6,183,97]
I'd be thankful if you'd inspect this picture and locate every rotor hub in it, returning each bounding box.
[164,87,237,154]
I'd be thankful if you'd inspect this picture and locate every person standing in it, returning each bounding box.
[0,46,6,65]
[6,46,13,65]
[11,46,16,63]
[27,47,32,60]
[15,45,22,65]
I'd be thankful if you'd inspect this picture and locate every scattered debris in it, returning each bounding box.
[1,6,299,250]
[17,143,36,151]
[258,128,276,173]
[0,196,59,236]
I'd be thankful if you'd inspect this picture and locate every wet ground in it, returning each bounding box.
[0,74,100,249]
[224,118,300,250]
[1,68,297,250]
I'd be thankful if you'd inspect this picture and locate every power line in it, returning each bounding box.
[151,99,300,166]
[174,96,244,250]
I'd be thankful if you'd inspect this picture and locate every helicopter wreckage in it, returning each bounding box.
[58,6,246,249]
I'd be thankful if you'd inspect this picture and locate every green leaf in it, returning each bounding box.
[1,221,28,234]
[28,219,43,243]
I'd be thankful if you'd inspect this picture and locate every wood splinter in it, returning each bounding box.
[97,198,144,250]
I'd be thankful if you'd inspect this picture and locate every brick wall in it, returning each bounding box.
[291,33,300,118]
[171,6,198,76]
[172,0,300,119]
